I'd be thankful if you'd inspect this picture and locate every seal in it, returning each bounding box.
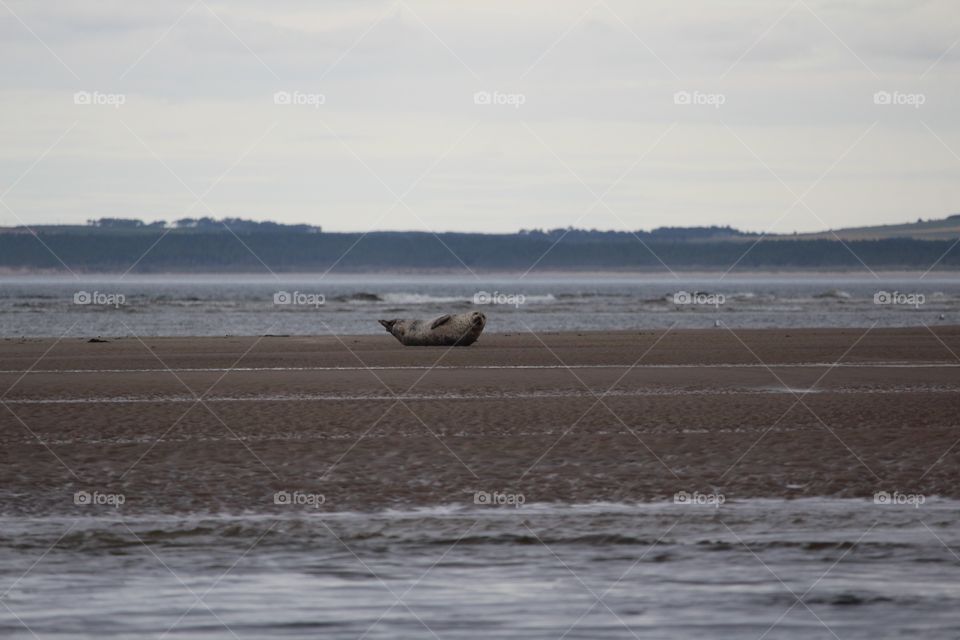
[378,311,486,346]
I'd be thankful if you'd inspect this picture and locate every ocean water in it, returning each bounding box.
[2,500,958,639]
[0,272,956,337]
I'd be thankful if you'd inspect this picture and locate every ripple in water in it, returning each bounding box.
[2,500,959,639]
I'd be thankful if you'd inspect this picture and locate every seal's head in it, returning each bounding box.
[468,310,486,332]
[466,311,486,343]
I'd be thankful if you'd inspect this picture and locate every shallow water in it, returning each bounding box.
[0,273,955,337]
[2,500,958,639]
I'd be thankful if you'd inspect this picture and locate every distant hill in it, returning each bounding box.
[783,214,960,241]
[0,216,956,272]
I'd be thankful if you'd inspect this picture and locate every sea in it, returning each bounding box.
[0,272,955,337]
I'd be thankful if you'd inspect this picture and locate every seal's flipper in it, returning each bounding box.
[378,319,397,332]
[430,314,452,330]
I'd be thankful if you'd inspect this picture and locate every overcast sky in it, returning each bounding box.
[0,0,958,233]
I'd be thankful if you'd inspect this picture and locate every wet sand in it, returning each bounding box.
[2,327,959,514]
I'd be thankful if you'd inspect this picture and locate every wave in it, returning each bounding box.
[332,292,383,303]
[337,292,559,305]
[814,288,852,299]
[382,293,470,304]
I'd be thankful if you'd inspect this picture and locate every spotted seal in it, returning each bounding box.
[378,311,486,346]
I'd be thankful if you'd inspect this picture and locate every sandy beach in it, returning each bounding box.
[2,327,959,514]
